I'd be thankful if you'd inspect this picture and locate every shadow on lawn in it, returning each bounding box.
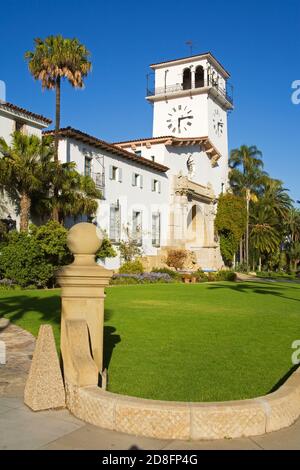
[268,364,300,394]
[0,294,61,325]
[0,294,121,367]
[207,281,300,303]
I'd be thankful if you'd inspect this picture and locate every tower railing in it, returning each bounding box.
[146,77,233,105]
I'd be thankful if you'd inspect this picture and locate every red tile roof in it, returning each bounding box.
[113,135,173,145]
[43,127,169,173]
[0,101,52,125]
[150,52,230,78]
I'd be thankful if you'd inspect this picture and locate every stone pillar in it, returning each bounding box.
[57,223,113,381]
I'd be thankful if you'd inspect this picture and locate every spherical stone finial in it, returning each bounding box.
[67,222,103,255]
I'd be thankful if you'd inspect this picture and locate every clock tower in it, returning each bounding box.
[146,52,233,157]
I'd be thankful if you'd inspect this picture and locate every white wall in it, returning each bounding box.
[58,138,169,260]
[0,109,47,226]
[153,94,209,138]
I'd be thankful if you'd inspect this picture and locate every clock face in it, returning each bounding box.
[212,109,224,137]
[166,105,194,134]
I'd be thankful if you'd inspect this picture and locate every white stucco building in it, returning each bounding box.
[0,101,51,227]
[0,52,233,270]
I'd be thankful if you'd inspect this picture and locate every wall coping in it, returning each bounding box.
[65,366,300,440]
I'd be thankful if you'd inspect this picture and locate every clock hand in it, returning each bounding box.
[179,116,194,121]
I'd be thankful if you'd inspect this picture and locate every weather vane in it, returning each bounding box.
[185,41,193,56]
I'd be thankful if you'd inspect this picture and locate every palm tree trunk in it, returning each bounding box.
[54,76,61,164]
[20,192,31,232]
[52,76,61,222]
[246,189,250,270]
[258,255,262,272]
[239,238,243,264]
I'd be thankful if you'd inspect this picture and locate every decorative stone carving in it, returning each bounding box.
[174,174,215,201]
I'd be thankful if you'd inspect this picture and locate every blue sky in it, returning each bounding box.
[1,0,299,201]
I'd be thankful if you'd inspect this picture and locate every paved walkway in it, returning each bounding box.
[1,322,300,450]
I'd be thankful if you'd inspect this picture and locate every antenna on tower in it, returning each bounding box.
[185,41,193,56]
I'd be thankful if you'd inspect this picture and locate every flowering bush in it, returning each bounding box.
[111,272,172,285]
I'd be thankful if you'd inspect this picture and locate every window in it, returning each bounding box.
[84,156,92,177]
[109,165,122,182]
[195,66,205,88]
[132,172,143,188]
[15,121,25,133]
[134,150,142,157]
[182,68,192,90]
[151,179,161,193]
[109,203,121,243]
[152,213,160,247]
[132,211,142,245]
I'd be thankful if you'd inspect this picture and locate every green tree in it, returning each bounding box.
[32,161,101,224]
[25,35,91,163]
[0,221,72,288]
[250,205,280,271]
[25,35,92,221]
[215,193,247,266]
[96,238,117,259]
[229,145,266,267]
[0,132,54,232]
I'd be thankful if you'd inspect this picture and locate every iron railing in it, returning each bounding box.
[147,78,233,105]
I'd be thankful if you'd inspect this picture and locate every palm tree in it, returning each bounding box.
[285,208,300,244]
[229,145,266,268]
[25,36,91,221]
[250,205,280,271]
[0,132,54,231]
[284,208,300,272]
[260,178,292,220]
[32,162,101,224]
[25,36,91,163]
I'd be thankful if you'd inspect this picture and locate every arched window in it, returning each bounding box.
[195,66,204,88]
[182,68,191,90]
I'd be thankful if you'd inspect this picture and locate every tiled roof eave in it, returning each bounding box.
[0,101,52,125]
[43,127,169,173]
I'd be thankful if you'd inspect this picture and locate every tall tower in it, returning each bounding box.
[146,52,233,160]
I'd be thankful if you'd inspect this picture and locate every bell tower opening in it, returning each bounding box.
[182,68,192,90]
[195,65,205,88]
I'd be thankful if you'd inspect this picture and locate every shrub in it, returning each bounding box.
[0,220,8,244]
[194,270,208,282]
[194,269,237,282]
[119,260,144,274]
[256,271,295,280]
[96,238,117,259]
[0,232,54,288]
[111,272,172,285]
[110,275,140,285]
[166,249,187,271]
[151,267,179,279]
[0,279,17,290]
[215,270,237,282]
[0,221,71,288]
[30,221,72,266]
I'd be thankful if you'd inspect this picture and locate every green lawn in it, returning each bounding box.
[0,281,300,402]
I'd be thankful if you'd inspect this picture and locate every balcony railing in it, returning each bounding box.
[92,172,105,189]
[89,172,105,198]
[147,78,233,105]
